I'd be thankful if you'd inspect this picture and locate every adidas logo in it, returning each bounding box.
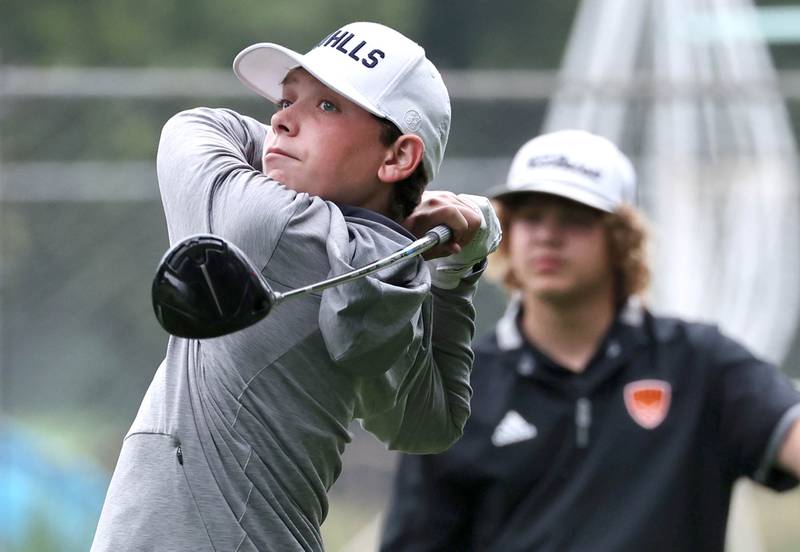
[491,410,538,447]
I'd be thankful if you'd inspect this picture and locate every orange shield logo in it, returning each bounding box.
[624,379,671,429]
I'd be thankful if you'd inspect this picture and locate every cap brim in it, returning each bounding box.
[488,180,615,213]
[233,43,388,119]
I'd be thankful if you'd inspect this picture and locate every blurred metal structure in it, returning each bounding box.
[544,0,800,550]
[546,0,800,366]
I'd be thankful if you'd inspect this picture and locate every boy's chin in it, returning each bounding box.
[531,284,577,304]
[264,168,293,187]
[270,174,318,198]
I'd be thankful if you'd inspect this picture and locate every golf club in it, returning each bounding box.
[152,224,453,339]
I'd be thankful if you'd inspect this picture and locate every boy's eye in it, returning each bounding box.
[563,210,602,228]
[319,100,338,112]
[276,99,291,110]
[517,208,545,223]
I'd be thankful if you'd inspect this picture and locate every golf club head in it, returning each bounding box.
[152,235,275,338]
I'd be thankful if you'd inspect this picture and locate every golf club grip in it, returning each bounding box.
[425,224,453,245]
[273,224,453,303]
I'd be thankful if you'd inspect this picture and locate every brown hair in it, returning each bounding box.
[487,200,651,307]
[375,117,428,221]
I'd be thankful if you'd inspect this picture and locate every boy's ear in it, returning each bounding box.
[378,135,425,183]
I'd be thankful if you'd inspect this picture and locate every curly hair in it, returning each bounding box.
[487,200,651,307]
[375,117,428,221]
[604,204,651,306]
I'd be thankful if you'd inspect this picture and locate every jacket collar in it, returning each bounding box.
[495,293,647,353]
[496,293,525,351]
[336,203,415,239]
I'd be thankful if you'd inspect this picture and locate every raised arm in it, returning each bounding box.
[710,328,800,487]
[355,192,502,453]
[156,107,305,265]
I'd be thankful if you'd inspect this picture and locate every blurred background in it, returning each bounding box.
[2,0,800,550]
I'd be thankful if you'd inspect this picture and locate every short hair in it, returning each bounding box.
[375,117,428,221]
[487,200,651,307]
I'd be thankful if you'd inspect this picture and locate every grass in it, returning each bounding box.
[751,484,800,552]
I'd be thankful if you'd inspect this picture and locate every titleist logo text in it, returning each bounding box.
[528,155,601,179]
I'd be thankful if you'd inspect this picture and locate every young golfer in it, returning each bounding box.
[380,130,800,552]
[91,21,500,552]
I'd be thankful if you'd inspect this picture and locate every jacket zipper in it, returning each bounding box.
[575,398,592,448]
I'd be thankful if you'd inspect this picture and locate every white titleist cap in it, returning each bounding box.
[233,21,451,182]
[490,130,636,212]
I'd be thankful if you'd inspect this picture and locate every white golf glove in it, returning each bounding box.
[428,194,502,289]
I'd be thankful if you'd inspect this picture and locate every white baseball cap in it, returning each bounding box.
[489,130,637,212]
[233,21,451,182]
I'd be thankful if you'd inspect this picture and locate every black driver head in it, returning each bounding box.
[152,235,275,339]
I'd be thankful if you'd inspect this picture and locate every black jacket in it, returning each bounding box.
[380,299,800,552]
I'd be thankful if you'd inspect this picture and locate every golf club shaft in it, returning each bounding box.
[272,224,452,305]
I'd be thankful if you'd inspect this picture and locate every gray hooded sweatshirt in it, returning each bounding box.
[91,108,479,551]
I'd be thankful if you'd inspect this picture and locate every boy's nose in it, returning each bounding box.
[532,215,563,244]
[270,107,297,136]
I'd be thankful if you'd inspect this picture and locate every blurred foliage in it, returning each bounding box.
[1,96,552,162]
[4,0,799,70]
[0,0,577,164]
[1,0,577,68]
[1,202,169,423]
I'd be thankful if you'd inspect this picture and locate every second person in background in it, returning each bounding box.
[379,129,800,552]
